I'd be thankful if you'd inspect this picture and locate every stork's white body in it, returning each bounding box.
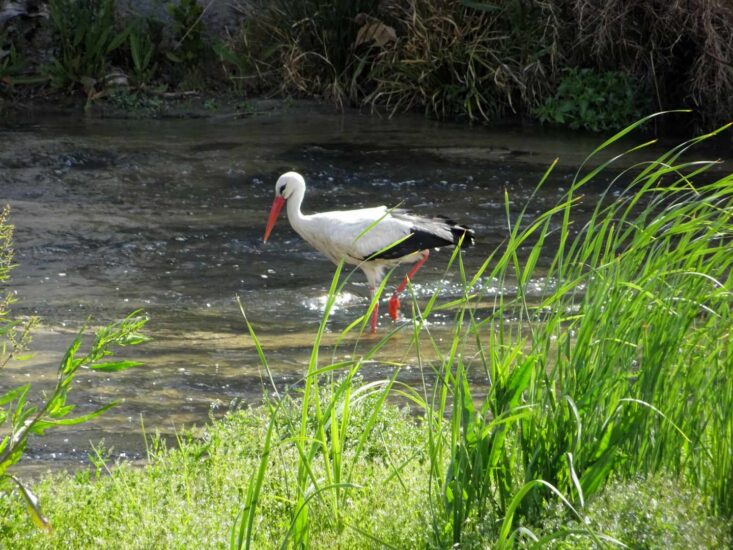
[264,172,473,331]
[286,202,424,289]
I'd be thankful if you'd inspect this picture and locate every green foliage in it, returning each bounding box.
[0,206,149,531]
[0,119,731,547]
[572,0,733,129]
[231,115,732,547]
[212,40,251,93]
[126,18,160,88]
[45,0,129,93]
[0,206,36,373]
[0,398,431,548]
[535,68,649,131]
[0,36,26,90]
[436,115,733,546]
[106,89,163,117]
[167,0,206,68]
[0,0,731,128]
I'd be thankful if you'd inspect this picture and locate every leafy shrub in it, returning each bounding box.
[534,67,649,131]
[571,0,733,129]
[168,0,205,63]
[0,35,26,91]
[125,18,163,88]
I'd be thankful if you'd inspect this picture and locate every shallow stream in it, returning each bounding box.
[1,104,728,472]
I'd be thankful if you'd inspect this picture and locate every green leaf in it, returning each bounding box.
[90,360,143,372]
[579,447,618,497]
[0,384,30,406]
[166,51,183,64]
[119,333,150,346]
[6,475,52,532]
[213,41,239,66]
[32,401,119,434]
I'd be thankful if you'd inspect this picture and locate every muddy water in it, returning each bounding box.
[0,105,727,473]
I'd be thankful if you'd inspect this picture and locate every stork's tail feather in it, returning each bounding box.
[437,216,474,248]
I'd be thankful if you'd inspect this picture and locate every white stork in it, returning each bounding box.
[263,172,474,333]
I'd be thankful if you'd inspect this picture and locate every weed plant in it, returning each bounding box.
[367,0,559,121]
[0,37,26,91]
[125,18,162,88]
[571,0,733,128]
[228,0,381,103]
[167,0,206,67]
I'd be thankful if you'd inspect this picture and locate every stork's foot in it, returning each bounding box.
[388,294,400,321]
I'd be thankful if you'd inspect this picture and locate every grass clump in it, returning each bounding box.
[366,0,560,121]
[224,0,381,104]
[571,0,733,130]
[46,0,128,96]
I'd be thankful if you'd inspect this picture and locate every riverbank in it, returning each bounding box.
[1,400,729,548]
[2,0,732,134]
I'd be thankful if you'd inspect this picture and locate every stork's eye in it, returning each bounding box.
[277,184,286,195]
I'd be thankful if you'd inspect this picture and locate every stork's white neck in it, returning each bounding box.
[285,182,308,231]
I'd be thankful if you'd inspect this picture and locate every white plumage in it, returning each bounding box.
[264,172,473,332]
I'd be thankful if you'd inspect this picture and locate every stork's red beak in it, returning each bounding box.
[263,196,285,243]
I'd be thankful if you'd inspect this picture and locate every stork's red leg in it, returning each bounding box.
[389,250,429,321]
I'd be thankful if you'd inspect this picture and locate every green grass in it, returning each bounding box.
[1,116,732,547]
[0,403,728,549]
[0,398,433,548]
[536,476,731,549]
[0,404,727,548]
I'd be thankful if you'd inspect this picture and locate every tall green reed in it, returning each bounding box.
[426,114,733,544]
[232,115,732,547]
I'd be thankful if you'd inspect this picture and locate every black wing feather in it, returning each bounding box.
[368,210,474,260]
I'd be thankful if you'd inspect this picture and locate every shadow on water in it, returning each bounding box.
[1,105,729,473]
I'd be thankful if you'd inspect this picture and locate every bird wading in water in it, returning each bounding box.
[263,172,474,333]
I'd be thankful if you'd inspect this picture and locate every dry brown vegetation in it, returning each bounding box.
[229,0,733,130]
[1,0,731,129]
[571,0,733,126]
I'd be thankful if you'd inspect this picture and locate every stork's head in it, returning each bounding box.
[264,172,306,243]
